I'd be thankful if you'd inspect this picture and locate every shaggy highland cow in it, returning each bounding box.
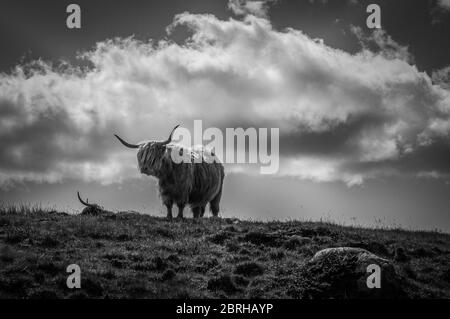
[114,125,225,219]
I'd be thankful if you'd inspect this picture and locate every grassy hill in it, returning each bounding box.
[0,206,449,299]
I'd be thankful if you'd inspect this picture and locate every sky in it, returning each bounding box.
[1,0,450,231]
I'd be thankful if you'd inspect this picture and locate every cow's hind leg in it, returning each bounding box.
[164,200,173,220]
[210,190,222,217]
[200,206,206,217]
[192,206,201,219]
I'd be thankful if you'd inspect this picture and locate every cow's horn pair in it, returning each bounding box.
[114,124,180,149]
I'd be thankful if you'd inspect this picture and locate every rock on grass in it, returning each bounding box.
[290,247,406,299]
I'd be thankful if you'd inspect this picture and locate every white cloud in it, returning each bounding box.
[350,26,414,63]
[438,0,450,11]
[1,11,450,187]
[432,65,450,89]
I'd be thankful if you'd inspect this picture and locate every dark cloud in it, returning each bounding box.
[279,112,389,158]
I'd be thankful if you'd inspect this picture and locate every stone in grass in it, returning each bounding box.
[304,247,406,299]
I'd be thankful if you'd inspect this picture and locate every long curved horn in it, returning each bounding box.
[77,191,94,207]
[161,124,180,145]
[114,134,140,149]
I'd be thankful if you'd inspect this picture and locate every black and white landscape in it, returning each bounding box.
[0,0,449,299]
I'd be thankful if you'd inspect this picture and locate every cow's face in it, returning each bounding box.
[137,141,167,176]
[114,125,180,177]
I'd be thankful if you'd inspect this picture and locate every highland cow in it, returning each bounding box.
[77,192,113,216]
[114,125,225,219]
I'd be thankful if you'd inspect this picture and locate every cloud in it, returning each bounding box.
[350,26,414,63]
[228,0,277,18]
[432,65,450,89]
[438,0,450,11]
[432,0,450,24]
[0,11,450,187]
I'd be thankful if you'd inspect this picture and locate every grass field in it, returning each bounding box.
[0,206,449,298]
